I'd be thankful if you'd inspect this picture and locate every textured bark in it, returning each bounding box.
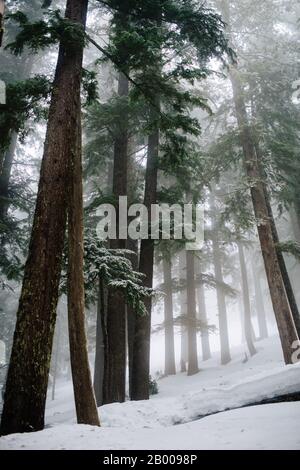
[131,126,159,401]
[229,69,299,363]
[210,192,231,365]
[262,185,300,338]
[127,237,138,398]
[254,137,300,338]
[93,168,111,406]
[162,258,176,375]
[67,102,100,426]
[51,318,61,402]
[93,278,105,406]
[237,242,257,357]
[0,0,89,436]
[222,0,298,365]
[251,257,268,340]
[186,251,199,376]
[103,73,128,404]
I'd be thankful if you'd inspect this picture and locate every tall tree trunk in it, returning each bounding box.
[262,184,300,338]
[0,52,35,218]
[0,0,5,48]
[126,139,140,397]
[223,0,299,365]
[127,237,138,398]
[93,168,112,406]
[51,317,61,402]
[237,241,257,357]
[162,257,176,375]
[186,250,199,375]
[67,110,100,426]
[179,251,187,372]
[103,72,128,404]
[93,278,105,406]
[0,132,17,221]
[131,124,159,401]
[197,282,211,361]
[195,259,211,361]
[229,70,299,362]
[180,312,187,372]
[254,136,300,337]
[0,0,89,436]
[250,257,268,340]
[210,191,231,365]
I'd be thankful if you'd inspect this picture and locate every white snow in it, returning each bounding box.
[1,403,300,450]
[1,335,300,450]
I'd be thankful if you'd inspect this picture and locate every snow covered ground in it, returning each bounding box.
[1,335,300,450]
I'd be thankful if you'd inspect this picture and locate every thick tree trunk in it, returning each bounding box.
[103,73,128,404]
[94,168,112,406]
[222,0,299,364]
[93,278,106,406]
[127,237,138,398]
[237,241,257,357]
[131,125,159,401]
[162,257,176,375]
[186,251,199,375]
[0,0,89,436]
[262,184,300,338]
[51,317,61,402]
[250,257,268,340]
[67,109,100,426]
[254,137,300,337]
[229,69,299,363]
[210,192,231,365]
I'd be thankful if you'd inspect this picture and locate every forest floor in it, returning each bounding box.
[1,335,300,450]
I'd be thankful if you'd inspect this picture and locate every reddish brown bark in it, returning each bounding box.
[0,0,89,436]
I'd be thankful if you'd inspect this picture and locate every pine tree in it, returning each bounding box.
[210,190,231,365]
[237,240,257,357]
[103,72,129,405]
[186,250,199,375]
[67,89,100,426]
[221,0,299,364]
[0,0,94,436]
[162,256,176,376]
[196,258,211,361]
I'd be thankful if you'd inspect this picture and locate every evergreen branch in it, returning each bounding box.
[86,33,164,119]
[277,241,300,262]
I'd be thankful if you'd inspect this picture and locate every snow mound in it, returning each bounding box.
[1,402,300,450]
[100,363,300,428]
